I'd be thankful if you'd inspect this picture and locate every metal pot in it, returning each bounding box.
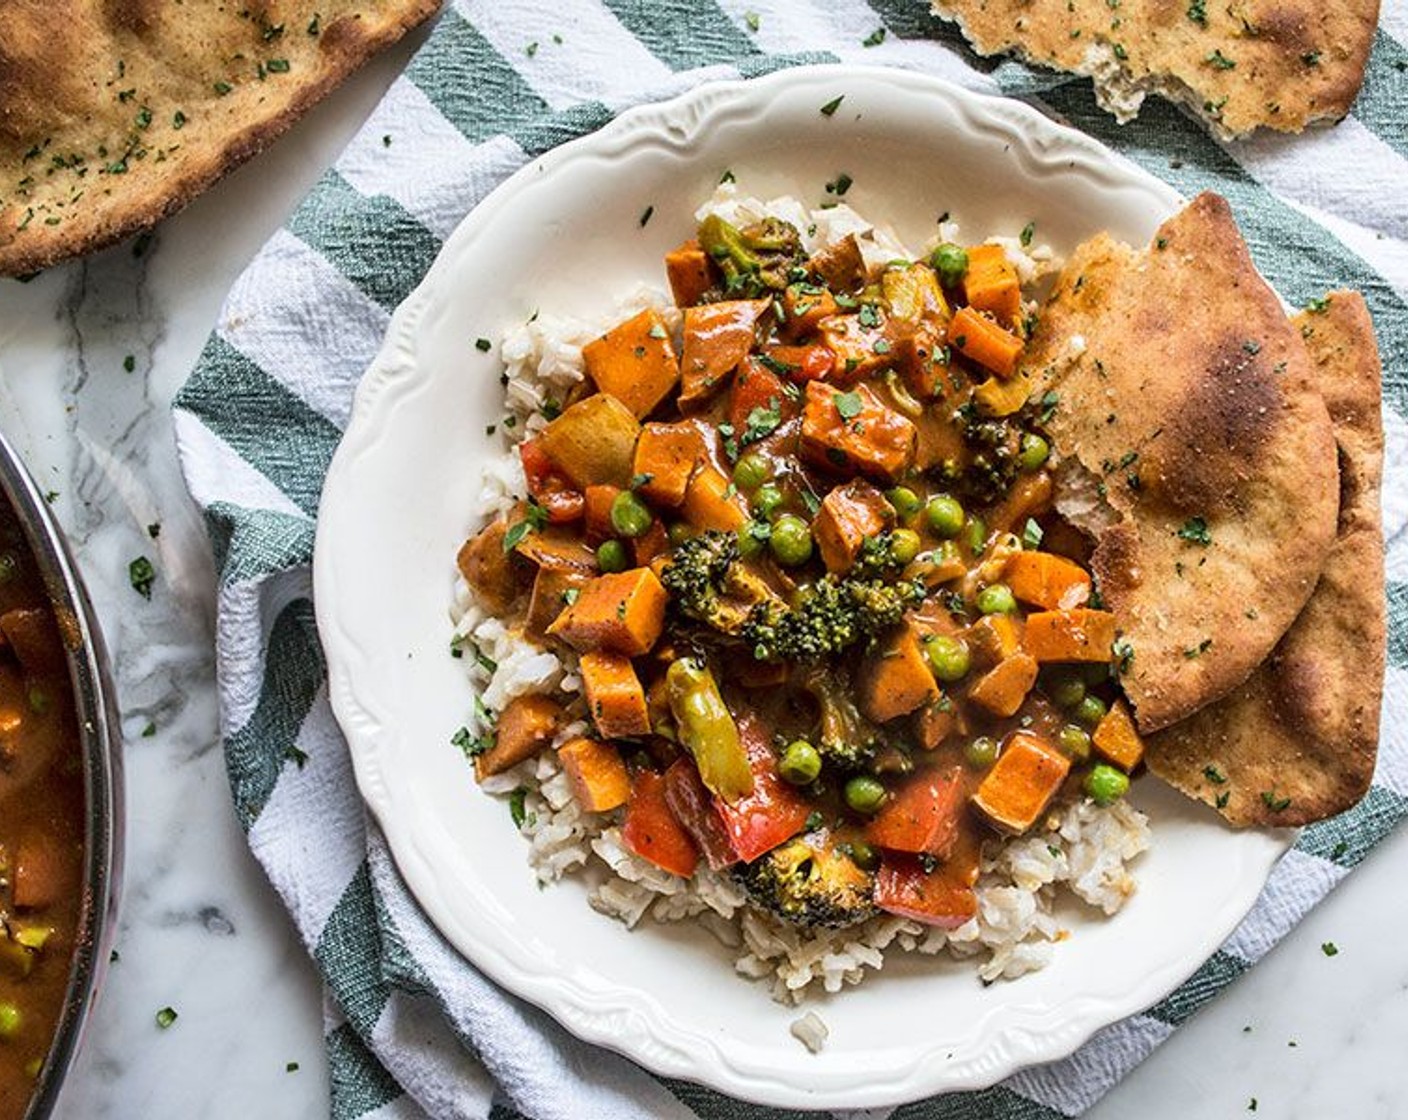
[0,433,122,1120]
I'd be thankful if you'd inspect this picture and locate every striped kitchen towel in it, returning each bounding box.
[171,2,1408,1118]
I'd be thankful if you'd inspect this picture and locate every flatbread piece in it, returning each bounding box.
[0,0,439,277]
[1027,192,1339,732]
[930,0,1379,138]
[1145,291,1384,826]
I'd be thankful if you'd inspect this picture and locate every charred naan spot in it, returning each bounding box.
[1090,522,1141,598]
[101,0,160,36]
[1142,338,1281,514]
[322,13,372,55]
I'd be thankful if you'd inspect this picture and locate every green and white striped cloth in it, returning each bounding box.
[172,3,1408,1117]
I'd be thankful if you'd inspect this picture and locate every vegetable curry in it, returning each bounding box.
[458,209,1144,931]
[0,501,85,1118]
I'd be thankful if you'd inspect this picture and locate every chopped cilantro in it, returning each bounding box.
[1019,220,1035,247]
[1177,516,1212,546]
[1321,941,1339,957]
[1187,0,1207,24]
[1303,295,1332,314]
[1021,518,1043,550]
[501,502,549,553]
[741,402,782,445]
[1260,790,1292,813]
[862,27,886,47]
[155,1007,178,1029]
[266,58,291,73]
[1206,49,1236,69]
[509,787,529,828]
[475,337,492,352]
[129,556,156,599]
[833,390,863,420]
[123,354,135,373]
[744,11,760,31]
[819,95,844,117]
[639,205,654,228]
[1203,765,1227,784]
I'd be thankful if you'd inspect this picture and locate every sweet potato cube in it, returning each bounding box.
[475,694,568,780]
[680,464,747,532]
[679,299,769,410]
[525,567,590,644]
[962,244,1021,326]
[807,234,865,292]
[779,284,839,339]
[913,699,956,750]
[632,421,706,508]
[971,731,1070,834]
[456,517,520,614]
[631,520,671,567]
[547,568,668,656]
[1092,698,1146,772]
[1004,551,1091,611]
[665,239,713,307]
[966,651,1038,717]
[987,472,1054,537]
[865,766,965,857]
[964,614,1025,670]
[800,380,917,485]
[582,308,680,419]
[537,393,641,489]
[892,323,949,401]
[559,738,631,812]
[579,650,651,739]
[950,306,1023,379]
[813,479,891,574]
[1023,609,1119,663]
[512,525,597,572]
[583,484,622,544]
[859,623,939,723]
[816,311,895,383]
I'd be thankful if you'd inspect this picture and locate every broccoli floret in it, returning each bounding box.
[800,666,884,772]
[698,214,805,298]
[740,574,924,662]
[733,832,877,929]
[661,530,781,635]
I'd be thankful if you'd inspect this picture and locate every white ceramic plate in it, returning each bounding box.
[314,65,1292,1109]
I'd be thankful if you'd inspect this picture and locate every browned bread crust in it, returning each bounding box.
[0,0,440,277]
[930,0,1379,138]
[1029,192,1340,733]
[1145,291,1384,826]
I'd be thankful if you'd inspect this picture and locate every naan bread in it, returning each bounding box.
[1028,192,1339,732]
[930,0,1379,138]
[0,0,439,276]
[1145,292,1384,826]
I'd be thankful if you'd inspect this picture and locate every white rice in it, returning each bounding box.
[451,188,1148,1015]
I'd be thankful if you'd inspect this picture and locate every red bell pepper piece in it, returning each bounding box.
[621,769,699,878]
[763,344,835,384]
[520,438,585,524]
[713,708,812,863]
[663,759,738,871]
[728,357,800,437]
[874,852,978,929]
[865,766,965,858]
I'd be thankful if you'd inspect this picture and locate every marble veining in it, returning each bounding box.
[0,32,1404,1120]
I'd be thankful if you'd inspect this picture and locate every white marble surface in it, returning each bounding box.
[1,32,1406,1120]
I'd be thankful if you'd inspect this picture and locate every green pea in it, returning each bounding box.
[890,528,922,566]
[596,539,629,573]
[976,583,1017,615]
[753,482,785,519]
[964,735,999,769]
[736,526,765,559]
[1058,724,1092,761]
[1045,670,1086,709]
[778,739,822,785]
[843,774,887,815]
[0,1002,20,1038]
[924,634,971,683]
[886,486,922,519]
[610,490,653,538]
[1084,763,1130,805]
[964,514,989,555]
[1081,661,1113,685]
[1074,695,1108,727]
[769,514,814,566]
[1019,432,1050,471]
[668,521,692,546]
[733,452,770,492]
[846,840,879,871]
[929,242,969,288]
[925,494,965,538]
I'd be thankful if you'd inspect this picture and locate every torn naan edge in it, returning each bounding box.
[929,0,1379,139]
[1145,292,1384,826]
[0,0,440,277]
[1026,192,1339,733]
